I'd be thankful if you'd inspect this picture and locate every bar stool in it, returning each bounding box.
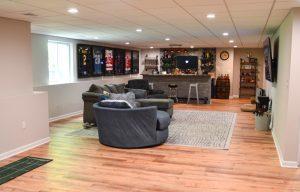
[168,84,178,103]
[149,82,154,90]
[187,83,199,104]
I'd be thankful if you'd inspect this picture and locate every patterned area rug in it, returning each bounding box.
[66,110,237,149]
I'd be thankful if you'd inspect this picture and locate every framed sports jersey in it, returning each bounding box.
[92,46,104,76]
[125,50,132,74]
[77,44,92,78]
[131,50,139,74]
[105,49,114,76]
[114,49,125,75]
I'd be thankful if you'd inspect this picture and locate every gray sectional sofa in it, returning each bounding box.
[82,83,174,126]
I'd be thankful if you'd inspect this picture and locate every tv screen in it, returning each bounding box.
[176,56,198,70]
[264,37,275,82]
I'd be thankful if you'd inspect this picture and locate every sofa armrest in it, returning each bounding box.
[82,92,102,103]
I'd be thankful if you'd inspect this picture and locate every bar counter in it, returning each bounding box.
[142,74,211,103]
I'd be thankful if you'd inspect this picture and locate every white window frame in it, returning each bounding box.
[47,40,73,84]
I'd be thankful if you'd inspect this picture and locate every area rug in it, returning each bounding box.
[66,110,237,149]
[0,156,52,185]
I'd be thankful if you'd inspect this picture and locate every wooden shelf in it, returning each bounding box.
[240,57,257,98]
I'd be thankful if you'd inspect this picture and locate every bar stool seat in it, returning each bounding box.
[187,83,199,104]
[168,84,178,103]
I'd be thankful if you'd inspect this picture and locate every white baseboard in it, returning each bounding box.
[0,137,50,161]
[232,95,239,99]
[49,110,83,123]
[272,130,299,168]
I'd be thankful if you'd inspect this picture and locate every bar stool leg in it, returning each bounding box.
[187,86,191,104]
[196,85,199,104]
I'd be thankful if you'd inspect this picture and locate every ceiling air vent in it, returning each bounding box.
[169,44,182,47]
[23,13,38,16]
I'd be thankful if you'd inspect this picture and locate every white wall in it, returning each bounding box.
[0,17,49,159]
[31,34,140,119]
[269,8,300,165]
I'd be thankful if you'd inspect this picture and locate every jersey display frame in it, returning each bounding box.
[125,50,132,75]
[92,46,105,76]
[77,44,92,78]
[131,50,139,74]
[105,49,114,76]
[114,49,125,75]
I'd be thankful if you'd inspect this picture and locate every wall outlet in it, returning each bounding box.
[22,121,26,129]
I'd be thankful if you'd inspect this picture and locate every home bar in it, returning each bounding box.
[141,48,216,104]
[142,74,211,104]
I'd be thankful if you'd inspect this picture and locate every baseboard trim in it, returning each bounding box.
[272,130,299,168]
[0,137,50,161]
[49,110,83,123]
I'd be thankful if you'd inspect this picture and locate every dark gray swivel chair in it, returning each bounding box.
[93,104,170,148]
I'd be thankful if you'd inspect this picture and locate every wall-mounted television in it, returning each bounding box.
[176,56,198,71]
[263,37,277,82]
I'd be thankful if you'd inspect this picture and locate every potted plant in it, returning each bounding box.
[254,96,271,131]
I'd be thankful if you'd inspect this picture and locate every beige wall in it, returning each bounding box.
[268,8,300,164]
[0,17,49,159]
[0,17,33,98]
[233,48,265,97]
[216,48,234,96]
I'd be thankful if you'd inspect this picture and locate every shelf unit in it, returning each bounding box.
[239,57,257,98]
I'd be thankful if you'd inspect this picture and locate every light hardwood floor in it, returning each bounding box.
[1,99,300,192]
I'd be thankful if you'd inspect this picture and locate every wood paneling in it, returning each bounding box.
[1,99,300,192]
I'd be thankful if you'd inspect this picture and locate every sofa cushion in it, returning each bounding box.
[99,100,132,109]
[89,84,103,93]
[156,110,170,130]
[109,92,136,108]
[114,83,126,93]
[105,84,118,93]
[136,98,174,109]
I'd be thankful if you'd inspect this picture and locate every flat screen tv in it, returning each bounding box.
[176,56,198,71]
[263,37,277,82]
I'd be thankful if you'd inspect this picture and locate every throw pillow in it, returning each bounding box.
[105,84,118,93]
[109,92,136,108]
[127,88,147,99]
[99,100,132,109]
[114,83,126,93]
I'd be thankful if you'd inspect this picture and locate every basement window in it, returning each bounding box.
[48,40,73,84]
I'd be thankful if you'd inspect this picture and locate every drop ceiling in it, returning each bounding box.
[0,0,299,48]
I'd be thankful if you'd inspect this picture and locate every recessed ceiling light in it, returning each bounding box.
[222,32,229,36]
[229,40,234,43]
[136,28,142,32]
[125,42,130,45]
[165,38,170,41]
[150,46,154,49]
[206,13,215,19]
[94,37,99,39]
[68,8,78,14]
[190,45,194,48]
[234,45,238,48]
